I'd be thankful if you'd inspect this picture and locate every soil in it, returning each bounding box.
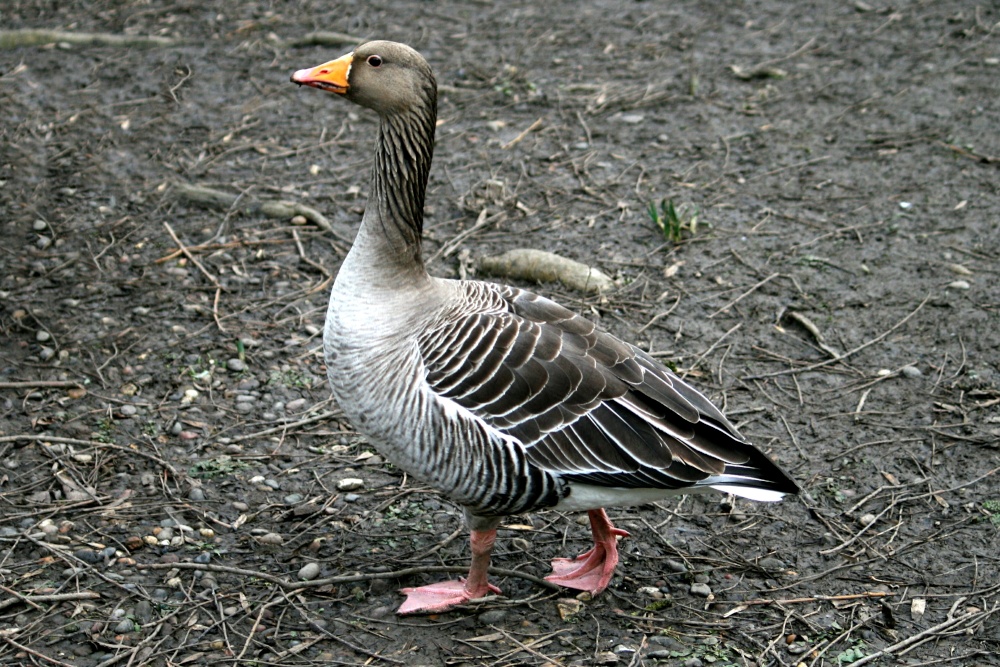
[1,1,998,665]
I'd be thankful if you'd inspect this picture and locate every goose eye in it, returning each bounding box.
[366,55,383,67]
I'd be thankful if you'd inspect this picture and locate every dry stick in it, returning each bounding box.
[681,322,741,379]
[224,409,341,443]
[1,637,77,667]
[137,561,563,592]
[723,591,890,617]
[162,222,220,289]
[0,380,83,389]
[0,29,175,49]
[745,294,930,380]
[849,604,998,667]
[0,435,181,478]
[708,272,779,318]
[636,295,681,335]
[425,208,496,265]
[501,117,544,150]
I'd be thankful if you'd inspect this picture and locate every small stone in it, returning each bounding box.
[689,582,712,597]
[682,658,703,667]
[594,651,619,664]
[298,562,321,580]
[286,398,308,412]
[120,404,138,416]
[39,347,56,361]
[232,501,249,511]
[258,532,284,545]
[115,619,136,634]
[759,556,785,571]
[344,493,360,502]
[188,487,206,501]
[36,330,51,342]
[911,597,926,620]
[900,365,922,378]
[290,215,308,225]
[284,493,304,505]
[194,552,211,564]
[946,280,970,290]
[693,572,709,584]
[337,478,364,491]
[478,609,507,624]
[666,559,687,573]
[787,643,809,655]
[859,513,877,526]
[33,219,48,231]
[226,358,247,372]
[637,586,664,599]
[556,598,585,620]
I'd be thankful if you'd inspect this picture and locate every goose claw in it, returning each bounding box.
[398,579,502,615]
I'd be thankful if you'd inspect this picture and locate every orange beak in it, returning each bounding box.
[291,52,353,94]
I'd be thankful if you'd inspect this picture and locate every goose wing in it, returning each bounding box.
[418,281,797,498]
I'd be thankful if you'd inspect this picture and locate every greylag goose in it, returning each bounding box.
[291,41,798,615]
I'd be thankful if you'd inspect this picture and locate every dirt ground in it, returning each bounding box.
[2,1,999,665]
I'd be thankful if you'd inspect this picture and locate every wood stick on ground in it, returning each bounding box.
[138,561,563,592]
[0,29,175,50]
[745,294,930,379]
[849,603,998,667]
[723,591,891,617]
[0,380,83,389]
[163,222,221,289]
[708,272,779,318]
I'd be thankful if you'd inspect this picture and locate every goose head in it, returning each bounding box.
[291,40,436,117]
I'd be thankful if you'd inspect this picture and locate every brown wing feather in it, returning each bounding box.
[418,281,783,491]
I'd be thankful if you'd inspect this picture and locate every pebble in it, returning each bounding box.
[759,556,785,571]
[337,478,364,491]
[859,513,877,526]
[637,586,663,599]
[120,404,138,416]
[258,532,284,545]
[343,493,361,502]
[194,552,211,564]
[232,501,249,511]
[946,280,970,290]
[39,347,56,361]
[666,559,687,573]
[188,487,206,501]
[227,358,247,372]
[36,330,51,342]
[682,659,704,667]
[787,643,809,655]
[901,365,922,378]
[33,219,48,231]
[478,609,508,624]
[298,562,320,580]
[264,478,280,490]
[689,582,712,597]
[286,398,308,412]
[115,619,135,634]
[284,493,304,505]
[693,572,709,584]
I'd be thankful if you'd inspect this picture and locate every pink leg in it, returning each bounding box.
[546,509,630,594]
[398,528,502,614]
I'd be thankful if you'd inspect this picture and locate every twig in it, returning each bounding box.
[723,591,891,617]
[745,294,930,379]
[0,29,175,49]
[708,272,778,318]
[0,380,84,389]
[502,117,544,150]
[163,222,221,289]
[137,561,563,592]
[1,637,77,667]
[682,322,741,378]
[849,604,999,667]
[224,409,340,443]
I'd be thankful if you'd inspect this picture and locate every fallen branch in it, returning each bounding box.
[0,29,175,50]
[138,561,562,592]
[849,603,998,666]
[172,182,342,238]
[0,380,83,390]
[723,591,890,618]
[744,294,930,379]
[478,248,616,294]
[0,591,101,613]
